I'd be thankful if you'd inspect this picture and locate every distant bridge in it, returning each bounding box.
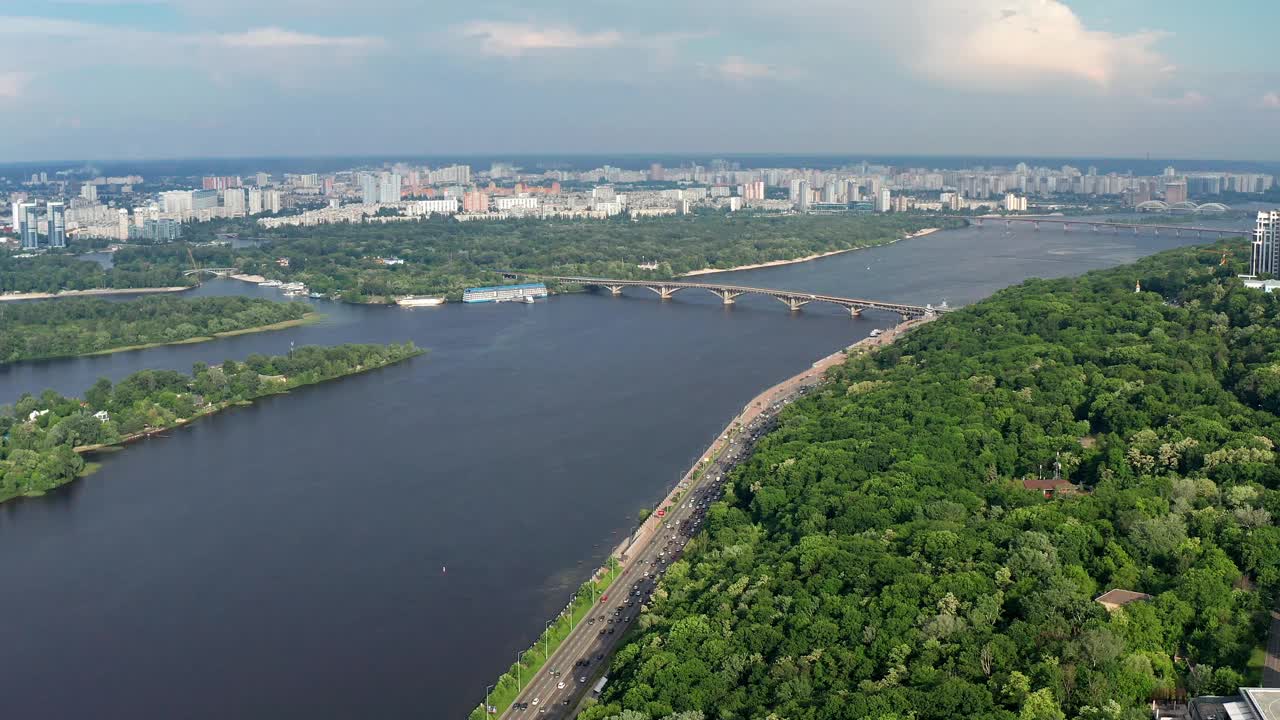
[181,267,238,277]
[943,215,1248,238]
[499,272,942,319]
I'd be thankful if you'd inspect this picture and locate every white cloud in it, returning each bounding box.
[458,21,623,57]
[1148,90,1207,107]
[1262,92,1280,109]
[715,56,776,83]
[0,71,29,99]
[741,0,1174,94]
[215,27,383,50]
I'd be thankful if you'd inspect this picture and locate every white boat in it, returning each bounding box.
[523,296,535,304]
[869,329,883,337]
[258,280,282,287]
[397,296,445,307]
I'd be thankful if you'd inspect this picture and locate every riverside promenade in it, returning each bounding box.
[489,313,938,719]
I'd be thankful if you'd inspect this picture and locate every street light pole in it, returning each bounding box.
[515,651,522,691]
[544,619,552,662]
[485,684,494,715]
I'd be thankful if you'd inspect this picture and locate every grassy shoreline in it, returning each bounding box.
[1,346,422,505]
[72,312,322,357]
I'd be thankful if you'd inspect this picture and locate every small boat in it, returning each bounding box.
[869,329,883,338]
[258,280,282,287]
[523,295,535,304]
[309,292,324,299]
[397,296,445,307]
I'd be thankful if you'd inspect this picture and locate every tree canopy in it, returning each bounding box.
[0,295,310,363]
[583,240,1280,720]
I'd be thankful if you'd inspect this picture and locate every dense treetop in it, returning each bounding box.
[186,213,957,301]
[0,342,420,501]
[0,295,311,363]
[584,241,1280,720]
[0,250,194,293]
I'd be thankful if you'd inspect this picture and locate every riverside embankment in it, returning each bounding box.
[488,312,939,719]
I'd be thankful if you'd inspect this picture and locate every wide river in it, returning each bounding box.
[0,217,1253,718]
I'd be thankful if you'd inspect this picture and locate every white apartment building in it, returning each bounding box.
[495,196,538,211]
[1251,210,1280,277]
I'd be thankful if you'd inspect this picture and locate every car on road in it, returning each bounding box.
[532,698,540,706]
[579,676,588,683]
[557,681,566,689]
[600,594,607,603]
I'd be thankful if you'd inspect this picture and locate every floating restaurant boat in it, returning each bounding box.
[462,283,549,304]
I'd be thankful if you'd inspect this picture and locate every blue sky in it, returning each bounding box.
[3,0,1279,162]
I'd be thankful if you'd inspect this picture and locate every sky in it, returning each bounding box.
[3,0,1279,162]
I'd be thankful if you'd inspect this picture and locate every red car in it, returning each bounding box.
[599,594,607,603]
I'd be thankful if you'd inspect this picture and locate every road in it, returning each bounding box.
[1265,608,1280,687]
[496,317,932,718]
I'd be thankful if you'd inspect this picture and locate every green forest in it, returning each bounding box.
[0,342,421,502]
[583,241,1280,720]
[0,250,196,293]
[0,296,312,363]
[5,214,956,301]
[186,213,958,301]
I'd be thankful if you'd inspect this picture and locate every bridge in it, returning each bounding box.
[944,215,1248,238]
[181,267,238,277]
[499,272,941,319]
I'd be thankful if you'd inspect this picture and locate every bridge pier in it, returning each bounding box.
[777,296,810,312]
[645,285,680,300]
[848,306,863,317]
[713,290,742,305]
[604,285,624,296]
[1033,221,1040,231]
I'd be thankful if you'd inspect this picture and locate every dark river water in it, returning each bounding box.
[0,218,1252,719]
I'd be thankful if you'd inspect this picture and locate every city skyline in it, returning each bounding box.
[4,0,1280,162]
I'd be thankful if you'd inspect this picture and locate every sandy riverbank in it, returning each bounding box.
[0,286,192,302]
[679,227,940,277]
[230,273,267,283]
[616,313,937,560]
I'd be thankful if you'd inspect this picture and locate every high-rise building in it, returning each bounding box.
[255,172,271,187]
[17,202,38,249]
[1165,181,1188,205]
[875,188,892,213]
[248,189,263,215]
[47,202,66,248]
[359,173,378,204]
[80,184,98,202]
[462,191,489,213]
[822,180,838,204]
[161,190,194,214]
[223,188,246,214]
[648,163,664,182]
[191,189,219,211]
[1251,210,1280,277]
[378,173,402,204]
[794,180,810,211]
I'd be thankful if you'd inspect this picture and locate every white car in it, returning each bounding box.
[532,698,540,706]
[557,681,566,689]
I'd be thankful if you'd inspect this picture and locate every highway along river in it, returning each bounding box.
[0,219,1249,719]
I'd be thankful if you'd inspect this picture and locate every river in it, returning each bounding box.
[0,217,1254,719]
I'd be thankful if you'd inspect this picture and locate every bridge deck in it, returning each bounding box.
[501,272,940,317]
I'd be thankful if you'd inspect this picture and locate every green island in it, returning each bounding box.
[0,296,317,364]
[581,241,1280,720]
[0,342,422,503]
[160,213,957,302]
[0,248,196,294]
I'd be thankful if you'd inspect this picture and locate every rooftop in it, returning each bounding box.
[1094,589,1153,608]
[1238,688,1280,720]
